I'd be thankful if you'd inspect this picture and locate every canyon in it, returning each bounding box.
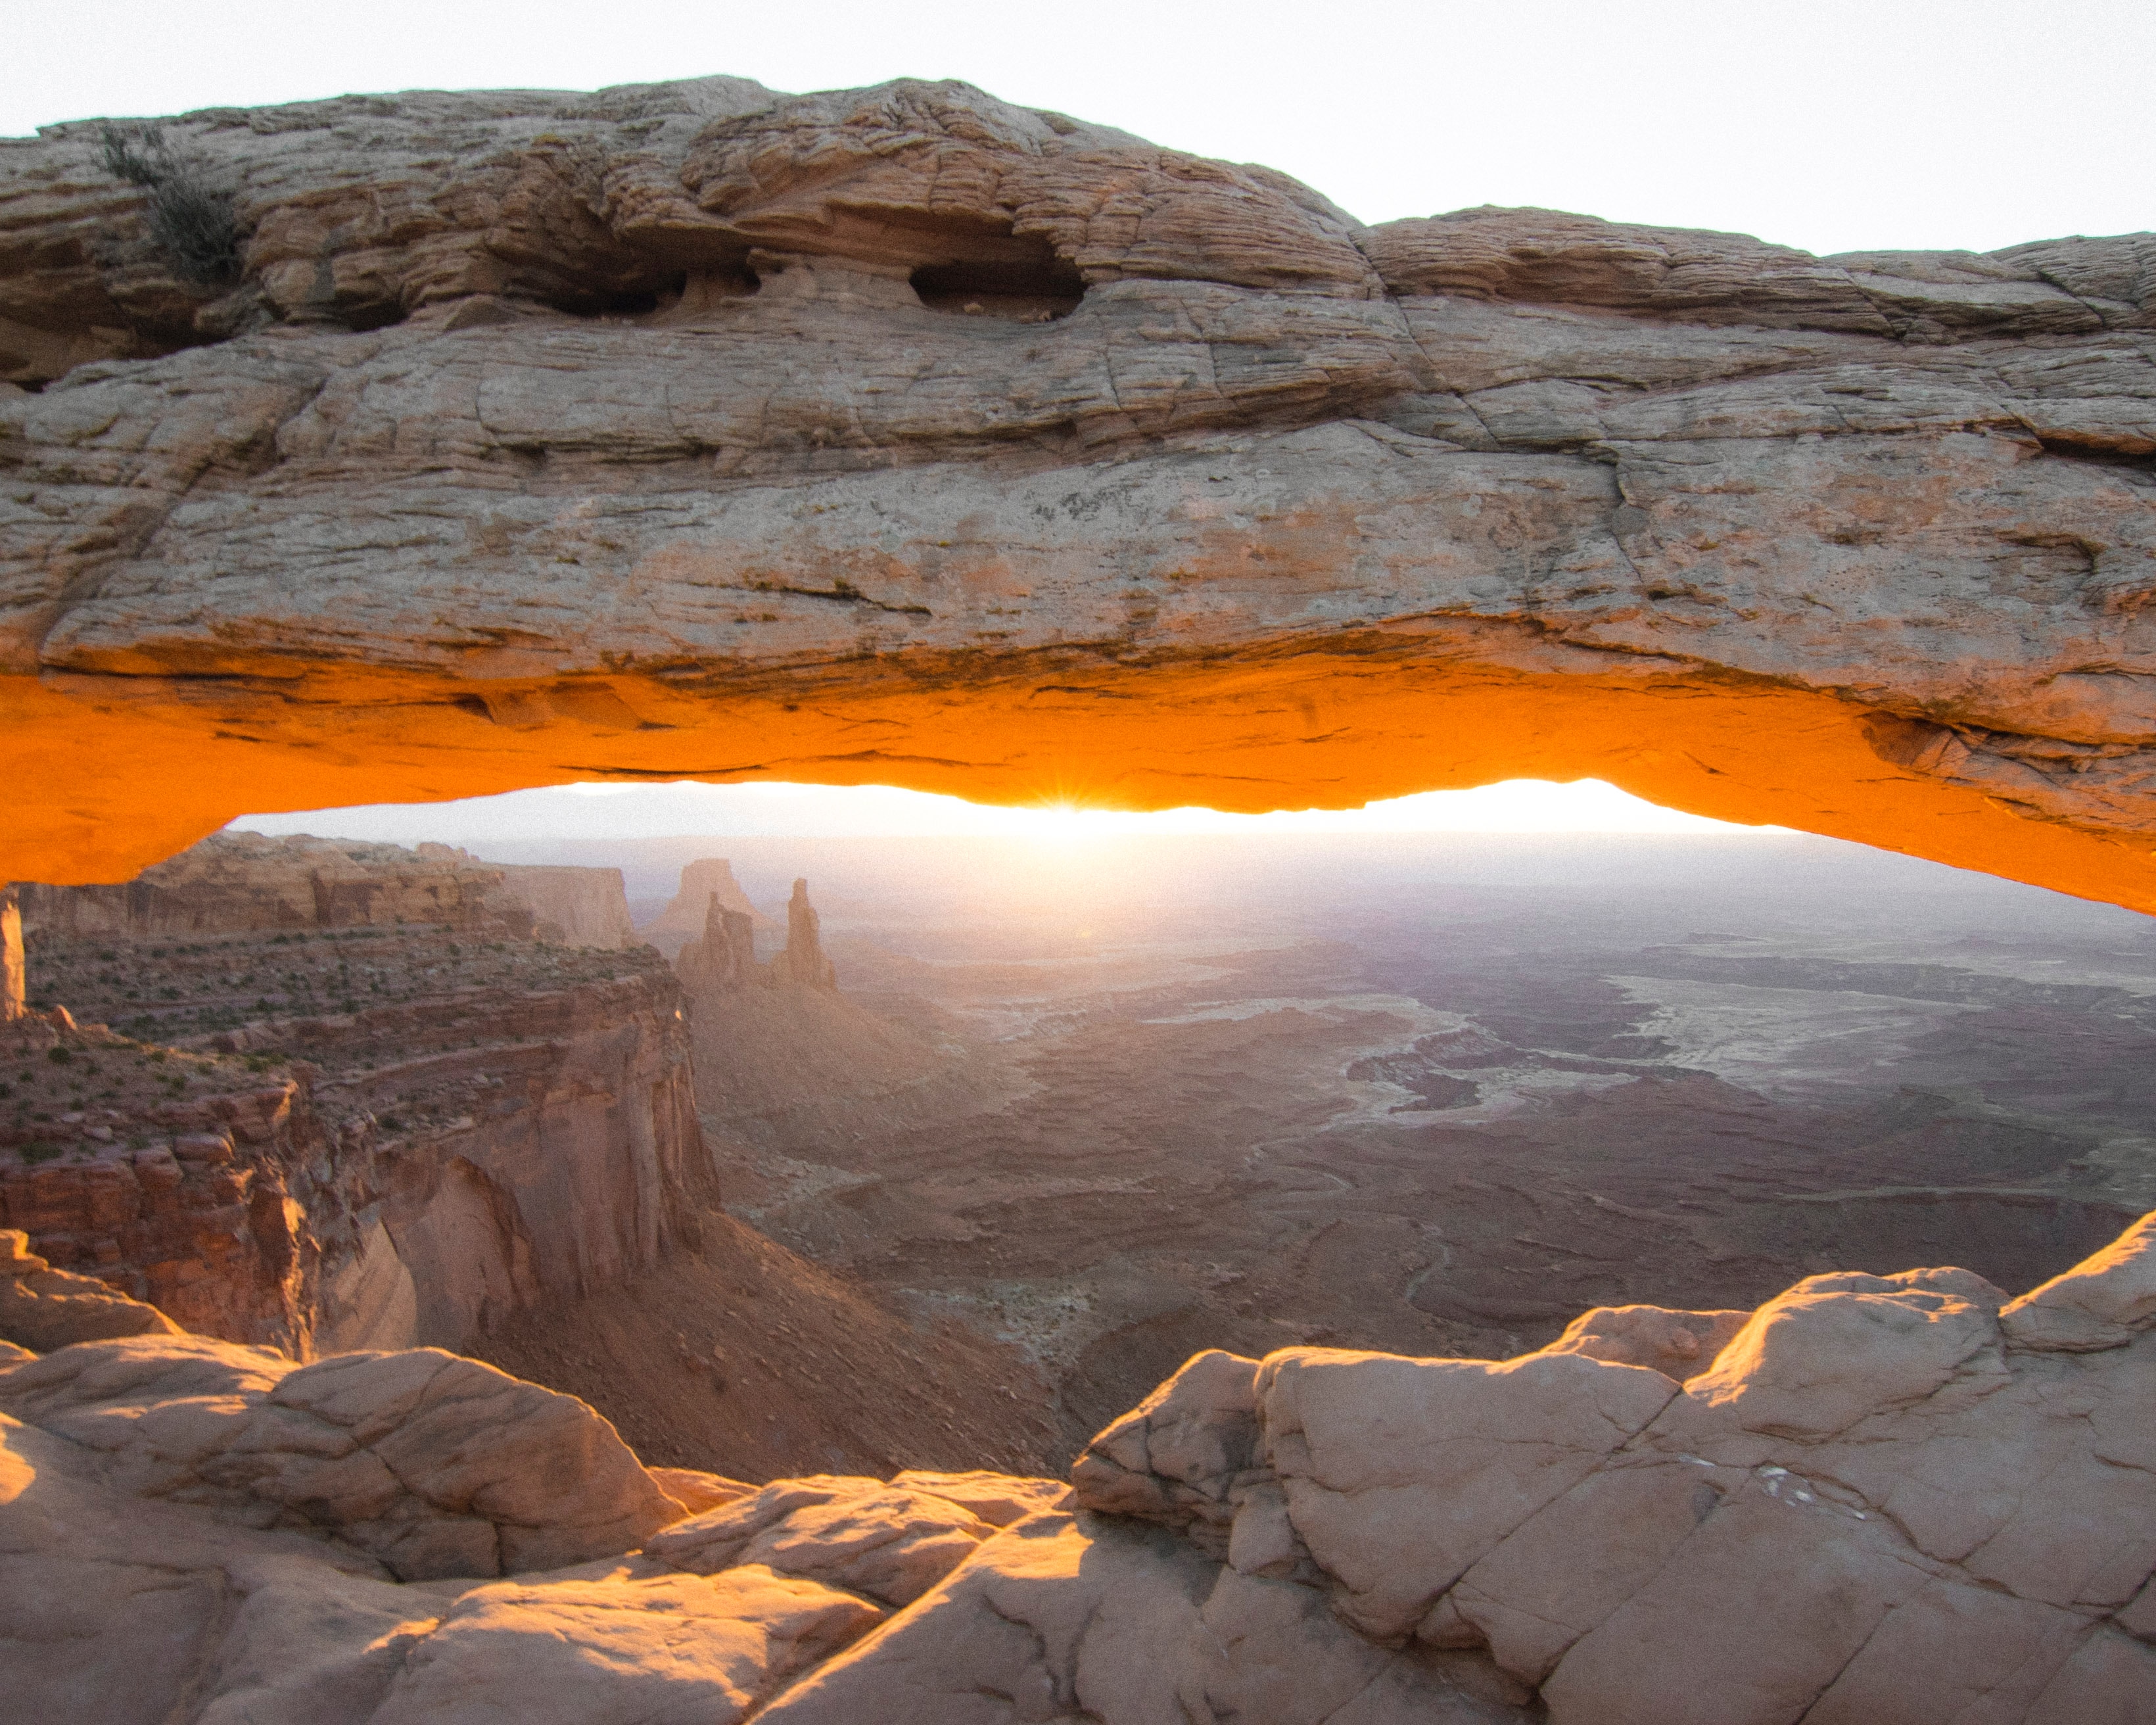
[634,830,2156,1450]
[2,832,1060,1481]
[3,66,2156,1724]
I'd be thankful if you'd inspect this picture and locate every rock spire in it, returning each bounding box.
[673,875,836,993]
[770,878,837,990]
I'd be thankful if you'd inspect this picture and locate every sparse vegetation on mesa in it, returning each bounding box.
[0,1020,261,1165]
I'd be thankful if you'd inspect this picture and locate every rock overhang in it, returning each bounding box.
[2,76,2154,909]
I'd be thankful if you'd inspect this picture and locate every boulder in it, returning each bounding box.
[889,1467,1071,1526]
[754,1512,1528,1725]
[366,1562,881,1725]
[0,1390,874,1725]
[2001,1212,2156,1351]
[1537,1302,1749,1379]
[0,1228,179,1352]
[647,1464,755,1519]
[8,1216,2156,1722]
[644,1475,995,1605]
[1068,1348,1261,1551]
[1679,1269,2006,1437]
[1256,1348,1677,1642]
[0,1335,676,1578]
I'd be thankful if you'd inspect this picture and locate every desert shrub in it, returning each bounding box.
[97,124,239,285]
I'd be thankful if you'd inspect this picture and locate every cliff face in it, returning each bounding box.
[492,861,641,949]
[9,874,715,1357]
[0,1006,321,1350]
[290,958,715,1353]
[16,831,533,940]
[5,80,2156,911]
[14,831,640,951]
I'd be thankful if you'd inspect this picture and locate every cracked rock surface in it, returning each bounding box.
[3,78,2156,908]
[4,1211,2155,1720]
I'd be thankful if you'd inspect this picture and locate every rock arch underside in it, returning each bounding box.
[7,75,2156,1725]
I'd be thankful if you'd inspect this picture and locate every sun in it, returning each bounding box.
[1019,799,1114,841]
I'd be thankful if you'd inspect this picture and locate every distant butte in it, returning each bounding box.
[0,78,2153,912]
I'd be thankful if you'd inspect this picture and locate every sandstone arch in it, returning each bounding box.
[3,78,2154,909]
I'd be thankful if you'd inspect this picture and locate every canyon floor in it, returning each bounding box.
[559,831,2156,1459]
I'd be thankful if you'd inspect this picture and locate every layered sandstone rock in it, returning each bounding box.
[16,830,638,949]
[770,880,837,989]
[0,1334,677,1578]
[293,953,715,1354]
[667,872,960,1143]
[492,862,640,948]
[16,832,532,940]
[0,1226,177,1350]
[8,851,715,1357]
[2,80,2154,914]
[0,1006,319,1348]
[10,1214,2153,1722]
[676,895,761,995]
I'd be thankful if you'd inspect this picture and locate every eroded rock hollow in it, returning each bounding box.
[3,77,2155,909]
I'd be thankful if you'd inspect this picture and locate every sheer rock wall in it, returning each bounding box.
[7,843,715,1358]
[2,80,2154,909]
[13,832,638,949]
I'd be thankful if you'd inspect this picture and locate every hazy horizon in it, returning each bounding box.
[225,777,1768,853]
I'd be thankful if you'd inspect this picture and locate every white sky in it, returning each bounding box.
[22,5,2138,841]
[7,0,2151,256]
[227,780,1769,845]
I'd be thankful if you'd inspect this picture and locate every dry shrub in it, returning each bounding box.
[97,124,239,285]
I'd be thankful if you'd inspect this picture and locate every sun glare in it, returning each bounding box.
[227,778,1772,848]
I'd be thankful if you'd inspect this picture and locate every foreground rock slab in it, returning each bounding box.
[0,1226,178,1352]
[4,1213,2155,1720]
[0,1334,676,1579]
[3,80,2155,912]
